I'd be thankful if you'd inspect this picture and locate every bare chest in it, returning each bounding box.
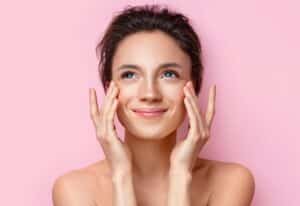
[92,175,211,206]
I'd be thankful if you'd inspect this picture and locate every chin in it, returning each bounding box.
[129,126,175,140]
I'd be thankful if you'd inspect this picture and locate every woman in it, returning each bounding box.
[52,5,255,206]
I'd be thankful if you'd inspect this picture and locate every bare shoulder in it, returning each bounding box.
[205,159,255,205]
[52,160,106,206]
[208,159,255,188]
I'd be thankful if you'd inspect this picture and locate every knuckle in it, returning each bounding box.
[96,130,104,139]
[90,110,102,120]
[201,133,210,141]
[190,135,200,144]
[97,134,111,145]
[205,131,209,137]
[190,130,201,142]
[201,129,210,137]
[107,116,114,122]
[89,111,97,119]
[194,128,201,137]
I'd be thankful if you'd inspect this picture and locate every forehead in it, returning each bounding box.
[112,30,191,71]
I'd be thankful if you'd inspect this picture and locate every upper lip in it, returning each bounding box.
[132,108,168,113]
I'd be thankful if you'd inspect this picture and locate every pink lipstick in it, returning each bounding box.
[132,108,167,117]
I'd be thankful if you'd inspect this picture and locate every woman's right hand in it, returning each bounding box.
[89,81,133,176]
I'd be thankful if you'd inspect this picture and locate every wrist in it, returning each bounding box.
[169,169,192,178]
[112,169,133,183]
[169,168,192,181]
[169,165,191,174]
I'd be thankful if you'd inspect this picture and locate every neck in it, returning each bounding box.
[124,129,177,181]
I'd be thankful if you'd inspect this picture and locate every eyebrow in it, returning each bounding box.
[117,62,183,71]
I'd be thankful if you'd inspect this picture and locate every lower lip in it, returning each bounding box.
[133,111,166,117]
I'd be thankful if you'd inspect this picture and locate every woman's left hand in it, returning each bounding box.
[170,81,216,173]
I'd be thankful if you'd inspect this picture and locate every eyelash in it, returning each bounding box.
[120,70,179,79]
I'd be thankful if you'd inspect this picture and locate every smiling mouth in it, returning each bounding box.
[131,109,168,118]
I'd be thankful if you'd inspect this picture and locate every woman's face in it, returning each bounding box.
[111,30,192,139]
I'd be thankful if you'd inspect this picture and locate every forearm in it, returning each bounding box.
[112,171,137,206]
[167,169,193,206]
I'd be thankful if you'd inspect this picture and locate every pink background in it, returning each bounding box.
[1,0,299,205]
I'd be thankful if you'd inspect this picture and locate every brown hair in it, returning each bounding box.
[95,4,204,95]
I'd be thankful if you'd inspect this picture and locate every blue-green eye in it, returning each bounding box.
[120,70,179,80]
[121,71,135,79]
[163,70,179,79]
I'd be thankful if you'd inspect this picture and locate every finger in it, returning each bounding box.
[95,81,114,139]
[183,96,205,152]
[89,88,101,125]
[184,84,207,138]
[188,81,197,97]
[205,85,216,129]
[105,82,120,141]
[183,87,198,137]
[107,98,120,142]
[106,83,119,128]
[187,82,210,137]
[102,81,116,119]
[102,81,114,110]
[186,82,203,123]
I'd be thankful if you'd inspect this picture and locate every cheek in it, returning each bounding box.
[164,85,185,103]
[175,88,186,113]
[117,87,133,103]
[163,87,186,116]
[116,86,136,114]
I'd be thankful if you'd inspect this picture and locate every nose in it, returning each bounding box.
[138,79,163,102]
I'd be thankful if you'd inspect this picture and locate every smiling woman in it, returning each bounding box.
[52,4,255,206]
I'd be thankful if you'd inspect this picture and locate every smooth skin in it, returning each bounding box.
[170,81,215,173]
[89,82,133,176]
[89,79,215,175]
[91,79,214,206]
[52,31,255,206]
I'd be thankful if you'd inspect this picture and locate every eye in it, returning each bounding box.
[120,71,136,79]
[162,70,179,79]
